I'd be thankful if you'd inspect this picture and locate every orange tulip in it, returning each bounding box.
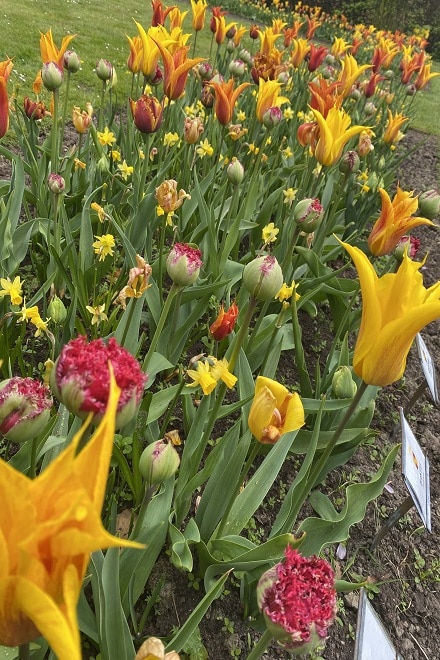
[210,78,250,125]
[39,29,76,66]
[151,0,176,27]
[153,39,204,100]
[367,187,433,257]
[0,59,13,138]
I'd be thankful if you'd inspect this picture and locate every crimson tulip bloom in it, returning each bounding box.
[130,94,163,133]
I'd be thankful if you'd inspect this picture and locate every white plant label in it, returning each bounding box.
[400,409,431,532]
[416,333,439,405]
[354,588,402,659]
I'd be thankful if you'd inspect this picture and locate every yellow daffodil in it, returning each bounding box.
[209,357,237,389]
[368,187,433,256]
[31,314,50,337]
[283,188,298,206]
[17,303,40,323]
[0,276,23,306]
[163,131,181,147]
[248,376,305,444]
[117,160,134,180]
[262,222,279,244]
[97,126,116,146]
[92,234,115,261]
[275,282,300,303]
[85,304,108,326]
[256,79,289,123]
[196,138,214,158]
[341,241,440,386]
[312,106,368,166]
[0,375,143,659]
[91,202,106,223]
[186,360,217,395]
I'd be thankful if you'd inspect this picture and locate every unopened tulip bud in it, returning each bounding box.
[97,154,110,172]
[41,62,64,91]
[198,62,213,81]
[229,59,246,77]
[262,106,282,129]
[63,50,81,73]
[394,235,420,261]
[139,439,180,487]
[148,65,163,86]
[384,69,394,79]
[135,637,181,660]
[339,150,360,174]
[406,84,416,96]
[95,58,113,82]
[364,102,377,116]
[0,377,52,443]
[48,295,67,324]
[293,198,324,233]
[324,53,336,65]
[47,173,65,195]
[201,84,214,109]
[226,39,235,53]
[332,366,357,398]
[321,66,334,79]
[166,243,202,286]
[239,48,253,65]
[249,24,260,40]
[418,189,440,219]
[277,71,290,84]
[243,255,283,301]
[227,157,244,185]
[350,87,361,100]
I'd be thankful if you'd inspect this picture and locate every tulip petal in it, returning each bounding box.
[248,386,277,441]
[283,392,305,432]
[255,376,289,408]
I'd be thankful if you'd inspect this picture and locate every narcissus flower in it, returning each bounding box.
[210,302,239,340]
[0,276,23,306]
[311,106,368,166]
[341,241,440,386]
[248,376,304,444]
[257,547,336,654]
[51,336,147,428]
[367,187,433,257]
[0,377,52,443]
[92,234,115,261]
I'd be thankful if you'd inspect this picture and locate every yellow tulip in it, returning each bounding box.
[336,54,371,97]
[248,376,305,444]
[256,79,290,123]
[190,0,207,32]
[382,109,408,144]
[368,186,433,256]
[341,241,440,386]
[312,106,368,166]
[0,374,142,659]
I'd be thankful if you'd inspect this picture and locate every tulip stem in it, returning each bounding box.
[18,644,30,660]
[143,283,182,373]
[59,70,71,157]
[247,630,274,660]
[51,89,60,174]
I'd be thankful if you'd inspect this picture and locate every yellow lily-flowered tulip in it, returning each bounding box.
[0,374,143,659]
[312,106,368,166]
[368,186,433,256]
[336,54,371,97]
[341,241,440,386]
[383,109,408,144]
[256,79,290,123]
[248,376,305,444]
[290,38,310,68]
[210,78,250,126]
[39,29,76,66]
[257,26,282,55]
[191,0,207,32]
[414,61,440,90]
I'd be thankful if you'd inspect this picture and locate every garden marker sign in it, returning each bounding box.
[354,588,403,660]
[416,333,439,405]
[400,409,432,531]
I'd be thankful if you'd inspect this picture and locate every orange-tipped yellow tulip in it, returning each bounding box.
[336,54,371,97]
[39,29,76,66]
[383,109,408,144]
[341,241,440,386]
[210,78,250,125]
[0,59,13,139]
[248,376,305,444]
[414,61,440,90]
[191,0,207,32]
[256,78,290,123]
[312,106,368,166]
[153,38,204,100]
[0,374,142,659]
[368,186,433,257]
[290,38,310,68]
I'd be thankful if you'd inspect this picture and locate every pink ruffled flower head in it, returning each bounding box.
[51,336,147,429]
[0,377,52,443]
[166,243,203,286]
[257,547,337,655]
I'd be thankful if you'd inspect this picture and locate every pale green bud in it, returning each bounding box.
[243,255,283,301]
[332,366,357,398]
[139,439,180,487]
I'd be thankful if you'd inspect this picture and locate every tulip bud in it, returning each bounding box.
[364,102,377,116]
[200,84,214,109]
[324,53,336,66]
[166,243,202,286]
[243,255,283,301]
[95,58,113,81]
[332,366,357,398]
[184,116,204,144]
[350,87,361,100]
[384,69,394,79]
[198,62,213,81]
[249,24,260,40]
[406,84,416,96]
[96,154,110,173]
[257,547,337,655]
[63,50,81,73]
[229,59,246,77]
[358,131,374,157]
[239,48,253,65]
[262,106,282,129]
[226,39,235,53]
[227,157,244,185]
[135,637,180,660]
[418,189,440,219]
[277,71,290,85]
[47,295,67,324]
[41,62,64,91]
[147,65,163,86]
[321,65,334,79]
[129,95,163,134]
[51,336,147,429]
[0,377,52,443]
[394,235,420,261]
[47,173,65,195]
[339,150,360,174]
[293,198,324,233]
[139,439,180,487]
